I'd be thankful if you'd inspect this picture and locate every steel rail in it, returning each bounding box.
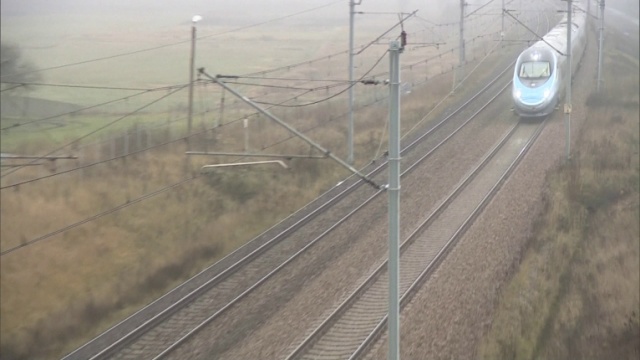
[286,7,553,358]
[290,119,547,360]
[79,162,377,360]
[285,77,516,360]
[69,19,526,360]
[151,62,517,360]
[350,117,547,360]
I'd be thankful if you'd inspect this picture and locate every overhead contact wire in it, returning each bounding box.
[250,49,388,108]
[0,83,188,131]
[1,85,187,182]
[0,1,342,80]
[0,87,320,255]
[0,175,198,256]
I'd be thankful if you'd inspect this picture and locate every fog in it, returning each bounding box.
[1,0,458,25]
[0,0,482,103]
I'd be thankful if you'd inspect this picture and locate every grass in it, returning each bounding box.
[0,17,512,358]
[0,63,463,360]
[477,29,640,360]
[0,139,345,358]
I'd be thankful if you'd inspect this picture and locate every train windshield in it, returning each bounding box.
[519,61,551,79]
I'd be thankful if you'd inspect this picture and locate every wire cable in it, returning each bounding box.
[0,1,527,255]
[1,108,209,189]
[0,86,318,254]
[239,9,415,78]
[355,10,418,55]
[0,1,342,80]
[401,35,503,141]
[6,0,551,258]
[466,0,499,18]
[0,83,188,131]
[0,84,25,92]
[0,82,315,189]
[215,14,434,109]
[1,4,410,134]
[2,6,405,135]
[0,81,162,91]
[249,49,388,108]
[1,85,187,181]
[241,50,350,78]
[221,81,314,91]
[0,175,197,256]
[233,75,350,83]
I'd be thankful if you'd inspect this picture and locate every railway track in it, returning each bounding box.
[285,118,547,360]
[64,68,514,360]
[63,4,556,360]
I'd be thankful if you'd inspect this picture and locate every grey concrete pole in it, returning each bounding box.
[387,40,402,360]
[348,0,356,164]
[217,88,225,128]
[564,0,572,160]
[454,0,465,92]
[244,118,249,152]
[187,16,201,172]
[501,0,505,40]
[460,0,465,65]
[597,0,605,92]
[188,22,196,145]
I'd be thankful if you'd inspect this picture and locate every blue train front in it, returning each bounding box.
[512,45,559,117]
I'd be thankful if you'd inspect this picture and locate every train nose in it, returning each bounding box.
[520,89,552,106]
[514,88,555,117]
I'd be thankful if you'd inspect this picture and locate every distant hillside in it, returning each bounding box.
[0,94,80,119]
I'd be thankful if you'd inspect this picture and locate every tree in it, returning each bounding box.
[1,42,42,93]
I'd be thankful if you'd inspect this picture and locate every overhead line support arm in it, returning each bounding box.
[199,68,383,190]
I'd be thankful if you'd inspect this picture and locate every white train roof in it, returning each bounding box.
[531,10,586,56]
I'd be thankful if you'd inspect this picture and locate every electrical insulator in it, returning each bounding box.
[400,31,407,48]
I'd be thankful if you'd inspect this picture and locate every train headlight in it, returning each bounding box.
[543,89,551,100]
[515,89,522,99]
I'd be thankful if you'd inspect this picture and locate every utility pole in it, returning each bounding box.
[348,0,362,164]
[564,0,572,160]
[501,0,505,40]
[188,15,202,165]
[243,118,249,152]
[387,39,402,360]
[454,0,466,92]
[597,0,605,91]
[217,89,225,128]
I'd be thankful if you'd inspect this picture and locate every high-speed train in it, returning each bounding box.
[512,7,587,117]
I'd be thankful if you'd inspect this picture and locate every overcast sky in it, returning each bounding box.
[2,0,635,99]
[0,1,441,19]
[0,0,466,96]
[1,0,460,27]
[0,1,460,73]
